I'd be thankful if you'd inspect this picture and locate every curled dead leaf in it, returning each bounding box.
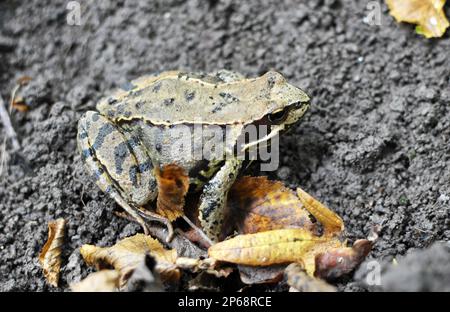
[223,176,315,238]
[155,164,189,221]
[386,0,449,38]
[285,263,336,292]
[39,218,66,287]
[80,234,179,287]
[314,239,374,281]
[71,270,120,292]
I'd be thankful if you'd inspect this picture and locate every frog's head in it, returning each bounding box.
[264,71,310,127]
[242,71,310,151]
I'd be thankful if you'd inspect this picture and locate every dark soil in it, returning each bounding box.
[0,0,449,291]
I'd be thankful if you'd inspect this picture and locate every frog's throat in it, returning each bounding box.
[241,124,284,151]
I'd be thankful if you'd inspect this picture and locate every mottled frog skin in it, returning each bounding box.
[77,70,310,241]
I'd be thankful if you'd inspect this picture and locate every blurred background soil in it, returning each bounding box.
[0,0,449,291]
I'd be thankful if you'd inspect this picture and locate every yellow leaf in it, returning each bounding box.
[386,0,450,38]
[39,218,66,287]
[70,270,120,292]
[80,234,179,287]
[208,228,342,276]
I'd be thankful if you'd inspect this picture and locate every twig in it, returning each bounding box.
[182,215,213,247]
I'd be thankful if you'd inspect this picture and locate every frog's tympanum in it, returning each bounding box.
[77,70,310,242]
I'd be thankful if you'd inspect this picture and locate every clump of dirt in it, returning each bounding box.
[0,0,449,291]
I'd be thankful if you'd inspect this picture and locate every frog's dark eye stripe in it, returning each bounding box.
[268,109,289,124]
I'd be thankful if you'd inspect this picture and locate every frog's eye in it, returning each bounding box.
[268,109,289,124]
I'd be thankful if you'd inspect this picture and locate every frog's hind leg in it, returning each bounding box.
[77,111,158,234]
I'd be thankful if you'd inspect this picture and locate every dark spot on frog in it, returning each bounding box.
[152,82,162,93]
[209,96,213,100]
[78,130,88,139]
[121,81,137,91]
[129,166,138,187]
[123,111,132,118]
[155,142,162,152]
[92,123,115,150]
[219,92,239,103]
[91,113,100,122]
[138,161,152,173]
[116,104,126,115]
[267,75,276,88]
[135,101,144,110]
[114,142,130,175]
[211,102,227,113]
[184,90,195,102]
[81,148,94,160]
[129,89,143,97]
[164,98,175,106]
[107,110,115,118]
[107,97,118,105]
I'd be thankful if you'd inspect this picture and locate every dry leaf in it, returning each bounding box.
[39,218,66,287]
[80,233,179,287]
[285,263,336,292]
[176,257,233,278]
[386,0,449,38]
[11,97,29,112]
[71,270,120,292]
[209,228,343,275]
[155,164,189,221]
[314,239,374,280]
[223,176,315,238]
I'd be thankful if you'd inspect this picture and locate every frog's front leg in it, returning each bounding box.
[198,158,243,242]
[77,111,158,235]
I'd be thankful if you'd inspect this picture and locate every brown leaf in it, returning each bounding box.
[285,263,336,292]
[155,164,189,221]
[223,176,315,238]
[80,234,179,287]
[11,97,29,112]
[71,270,120,292]
[314,239,374,281]
[39,218,66,287]
[386,0,449,38]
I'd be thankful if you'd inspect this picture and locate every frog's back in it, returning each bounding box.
[96,71,296,125]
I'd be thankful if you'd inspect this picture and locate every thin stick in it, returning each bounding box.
[182,215,213,247]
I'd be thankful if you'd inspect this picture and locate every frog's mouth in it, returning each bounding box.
[240,100,309,151]
[241,124,285,151]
